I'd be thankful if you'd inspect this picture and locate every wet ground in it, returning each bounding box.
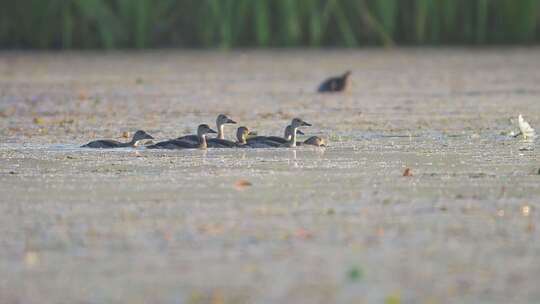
[0,49,539,303]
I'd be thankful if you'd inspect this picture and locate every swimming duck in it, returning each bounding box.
[81,130,154,148]
[247,124,303,148]
[280,118,312,147]
[301,136,326,147]
[235,126,258,147]
[318,71,351,93]
[176,114,236,146]
[147,124,217,149]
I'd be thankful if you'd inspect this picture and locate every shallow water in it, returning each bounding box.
[1,49,540,304]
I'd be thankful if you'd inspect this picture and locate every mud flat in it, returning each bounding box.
[0,49,539,303]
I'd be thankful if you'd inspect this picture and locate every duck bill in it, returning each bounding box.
[302,121,312,127]
[208,128,218,134]
[296,130,305,135]
[227,119,237,124]
[248,131,257,136]
[146,134,155,140]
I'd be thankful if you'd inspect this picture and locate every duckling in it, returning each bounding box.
[235,126,258,147]
[318,71,351,93]
[147,124,216,149]
[81,130,154,148]
[280,118,312,147]
[302,136,326,147]
[176,114,236,145]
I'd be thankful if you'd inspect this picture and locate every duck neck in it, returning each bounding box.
[217,124,225,140]
[289,127,298,147]
[342,73,351,90]
[199,134,208,149]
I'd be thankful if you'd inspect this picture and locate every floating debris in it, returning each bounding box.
[294,228,313,239]
[234,179,252,191]
[33,117,45,125]
[521,205,530,217]
[385,294,401,304]
[121,131,130,139]
[347,266,363,282]
[518,114,535,139]
[24,251,39,267]
[403,168,413,177]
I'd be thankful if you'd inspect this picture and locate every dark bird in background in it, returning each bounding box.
[317,71,351,93]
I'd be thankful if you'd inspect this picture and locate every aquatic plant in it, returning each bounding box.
[1,0,539,48]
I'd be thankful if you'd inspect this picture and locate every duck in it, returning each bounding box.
[301,136,326,147]
[246,124,295,147]
[81,130,154,148]
[318,71,351,93]
[280,118,312,147]
[235,126,257,147]
[176,114,236,147]
[147,124,217,149]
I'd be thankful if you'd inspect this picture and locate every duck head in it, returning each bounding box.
[216,114,237,139]
[236,126,253,144]
[132,130,154,146]
[291,118,312,128]
[217,114,236,126]
[197,124,217,137]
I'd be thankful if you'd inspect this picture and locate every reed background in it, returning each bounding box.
[1,0,539,49]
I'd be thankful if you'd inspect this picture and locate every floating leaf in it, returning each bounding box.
[24,251,39,267]
[295,228,313,239]
[234,179,252,191]
[33,117,45,125]
[518,114,536,139]
[347,266,363,281]
[403,168,413,177]
[385,294,401,304]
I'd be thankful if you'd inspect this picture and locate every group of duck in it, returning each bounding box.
[82,115,325,149]
[81,71,353,149]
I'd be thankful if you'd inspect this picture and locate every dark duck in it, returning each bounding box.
[176,114,237,148]
[147,124,217,150]
[317,71,351,93]
[81,130,154,148]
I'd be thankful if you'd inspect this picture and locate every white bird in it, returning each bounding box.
[518,114,536,139]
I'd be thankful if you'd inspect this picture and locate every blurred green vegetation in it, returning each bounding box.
[1,0,539,49]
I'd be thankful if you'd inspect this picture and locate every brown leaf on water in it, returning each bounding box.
[24,251,39,267]
[234,179,252,191]
[403,168,413,177]
[33,117,45,125]
[295,228,313,239]
[78,90,88,100]
[0,107,15,118]
[121,131,130,138]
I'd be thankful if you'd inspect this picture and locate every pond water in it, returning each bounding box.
[0,49,539,303]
